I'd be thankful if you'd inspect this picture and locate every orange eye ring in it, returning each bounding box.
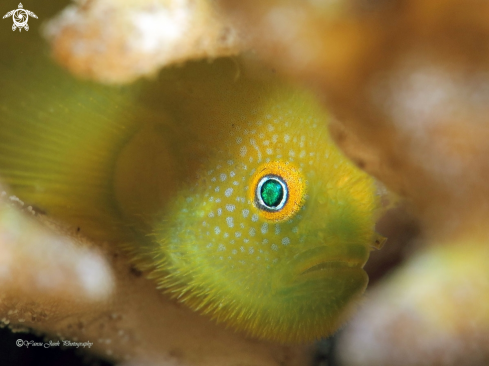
[248,161,306,222]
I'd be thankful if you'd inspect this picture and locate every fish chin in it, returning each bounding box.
[228,256,369,343]
[250,244,370,342]
[269,265,368,341]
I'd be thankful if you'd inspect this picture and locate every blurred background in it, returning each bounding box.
[2,0,489,365]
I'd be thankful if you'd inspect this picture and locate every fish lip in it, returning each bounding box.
[298,260,356,276]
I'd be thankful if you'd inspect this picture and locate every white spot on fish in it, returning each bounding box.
[250,138,262,162]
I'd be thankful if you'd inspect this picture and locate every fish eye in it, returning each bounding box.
[256,175,288,211]
[249,161,305,222]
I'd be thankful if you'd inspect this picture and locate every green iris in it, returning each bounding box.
[260,179,284,208]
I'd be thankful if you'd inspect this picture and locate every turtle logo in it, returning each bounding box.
[3,3,37,32]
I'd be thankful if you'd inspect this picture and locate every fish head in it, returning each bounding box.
[153,86,378,342]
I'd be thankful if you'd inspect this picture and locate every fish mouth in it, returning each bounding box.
[273,243,369,303]
[289,243,370,277]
